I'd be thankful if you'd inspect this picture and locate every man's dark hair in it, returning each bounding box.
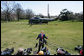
[27,48,32,54]
[74,45,82,52]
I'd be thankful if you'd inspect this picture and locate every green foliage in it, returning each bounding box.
[58,9,83,22]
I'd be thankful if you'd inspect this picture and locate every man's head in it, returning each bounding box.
[41,30,44,34]
[18,48,24,53]
[38,51,44,55]
[56,48,65,55]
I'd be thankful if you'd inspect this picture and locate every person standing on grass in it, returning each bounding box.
[36,31,48,53]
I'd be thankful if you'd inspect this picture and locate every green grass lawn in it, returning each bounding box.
[1,20,83,55]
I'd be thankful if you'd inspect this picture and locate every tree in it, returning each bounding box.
[1,11,5,21]
[1,1,15,21]
[14,3,22,21]
[59,9,71,21]
[26,9,34,19]
[74,13,83,22]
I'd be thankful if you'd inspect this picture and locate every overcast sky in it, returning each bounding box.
[1,1,83,16]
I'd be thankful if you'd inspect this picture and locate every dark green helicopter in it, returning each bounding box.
[29,17,55,24]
